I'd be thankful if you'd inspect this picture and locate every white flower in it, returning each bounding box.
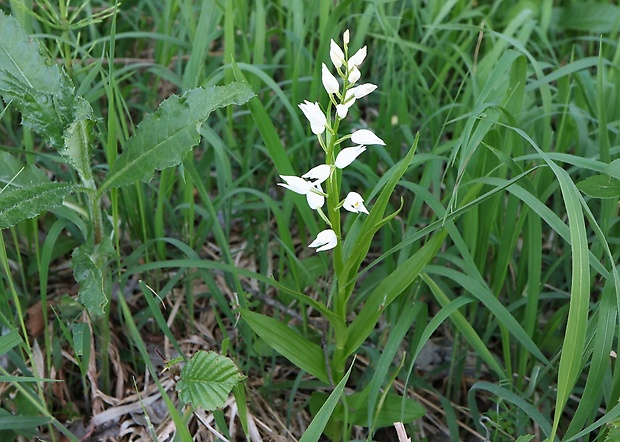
[330,39,345,69]
[306,184,325,210]
[351,129,385,146]
[309,229,338,252]
[278,175,314,194]
[321,63,339,95]
[336,89,355,118]
[350,83,377,99]
[299,100,327,135]
[302,164,331,185]
[343,192,369,214]
[347,66,361,84]
[349,46,367,67]
[335,145,366,169]
[343,29,350,46]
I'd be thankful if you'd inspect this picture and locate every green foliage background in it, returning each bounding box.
[1,0,620,440]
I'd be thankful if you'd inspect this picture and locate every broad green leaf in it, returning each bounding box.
[0,11,87,148]
[344,230,447,358]
[0,182,74,229]
[71,238,115,317]
[0,152,50,187]
[176,351,244,411]
[240,309,329,384]
[577,174,620,198]
[299,362,353,442]
[309,391,425,429]
[99,83,254,194]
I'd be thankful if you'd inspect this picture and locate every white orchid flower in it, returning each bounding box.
[349,46,367,67]
[302,164,331,185]
[343,192,369,214]
[309,229,338,252]
[350,83,377,99]
[278,175,314,194]
[299,100,327,135]
[335,145,366,169]
[335,89,356,119]
[321,63,340,95]
[347,66,361,84]
[330,39,345,69]
[343,29,350,46]
[351,129,385,146]
[306,184,325,210]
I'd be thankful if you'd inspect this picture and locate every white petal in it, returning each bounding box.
[347,66,361,84]
[298,100,327,135]
[349,45,367,67]
[351,129,385,146]
[309,229,338,252]
[302,164,331,185]
[350,83,377,99]
[330,39,345,69]
[336,103,351,119]
[277,175,312,194]
[321,63,340,95]
[306,186,325,210]
[343,192,369,214]
[343,29,350,46]
[335,145,366,169]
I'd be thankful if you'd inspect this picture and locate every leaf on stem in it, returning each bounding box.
[0,182,74,229]
[0,11,90,149]
[100,83,254,193]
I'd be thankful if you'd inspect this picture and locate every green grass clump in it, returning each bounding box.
[1,0,620,440]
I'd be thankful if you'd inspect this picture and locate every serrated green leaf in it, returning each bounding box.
[175,351,244,411]
[0,182,74,229]
[0,11,86,148]
[99,83,254,193]
[577,174,620,199]
[71,239,115,317]
[0,152,50,187]
[240,309,329,384]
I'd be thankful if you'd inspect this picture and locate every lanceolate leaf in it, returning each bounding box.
[344,230,447,358]
[176,351,244,411]
[240,309,329,384]
[0,182,74,229]
[99,83,254,194]
[0,11,87,149]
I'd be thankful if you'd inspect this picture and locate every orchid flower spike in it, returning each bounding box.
[309,229,338,252]
[299,100,327,135]
[351,129,385,146]
[343,192,369,214]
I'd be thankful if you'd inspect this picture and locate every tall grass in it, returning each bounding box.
[1,0,620,440]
